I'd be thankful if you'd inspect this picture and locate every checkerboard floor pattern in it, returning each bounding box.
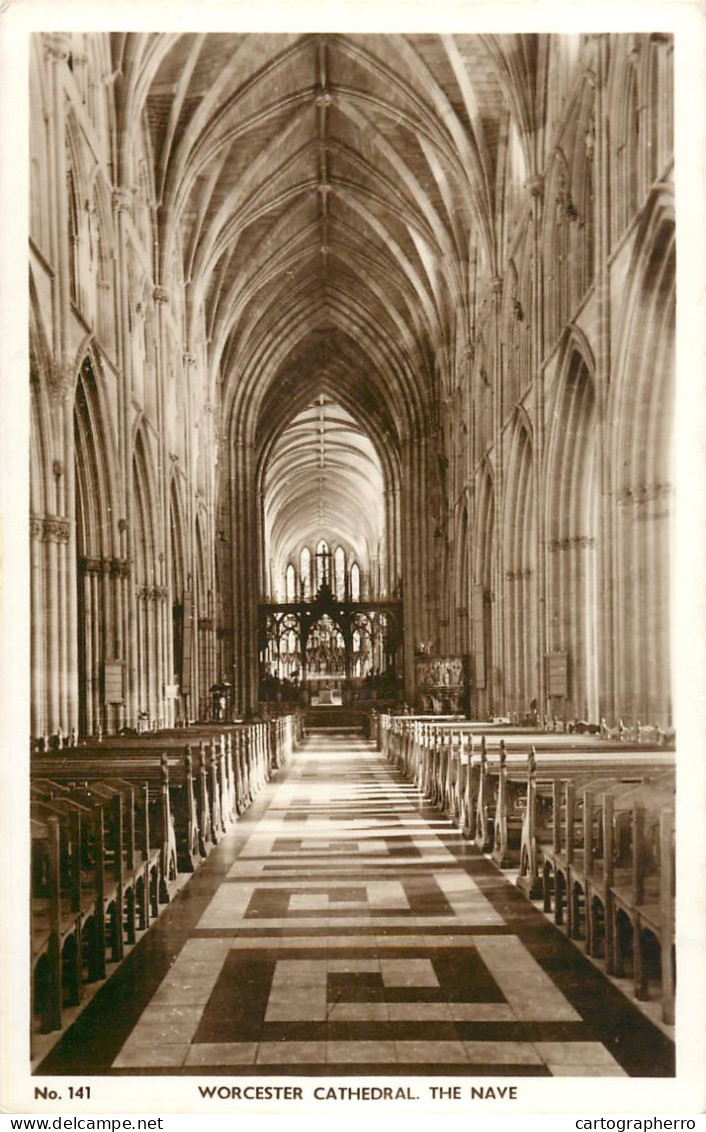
[37,731,674,1077]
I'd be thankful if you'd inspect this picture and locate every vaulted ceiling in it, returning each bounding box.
[111,32,538,571]
[263,393,385,583]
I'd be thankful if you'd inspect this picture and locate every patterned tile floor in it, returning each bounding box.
[37,731,675,1077]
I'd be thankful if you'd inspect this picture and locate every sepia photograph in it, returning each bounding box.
[1,0,705,1118]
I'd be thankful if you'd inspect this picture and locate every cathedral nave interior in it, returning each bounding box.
[25,31,678,1082]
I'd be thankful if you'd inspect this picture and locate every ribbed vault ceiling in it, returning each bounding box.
[264,393,384,585]
[111,32,537,562]
[113,32,534,425]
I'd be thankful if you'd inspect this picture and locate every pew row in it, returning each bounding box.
[30,714,299,1039]
[31,777,163,1036]
[376,713,676,1024]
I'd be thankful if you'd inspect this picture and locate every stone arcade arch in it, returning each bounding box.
[610,193,675,727]
[473,463,497,718]
[74,356,123,736]
[194,514,215,721]
[169,476,187,723]
[545,333,599,722]
[132,429,162,727]
[504,419,538,719]
[26,32,676,737]
[452,501,470,657]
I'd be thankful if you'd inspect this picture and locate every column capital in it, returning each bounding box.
[154,285,170,305]
[112,188,133,215]
[490,275,503,297]
[547,535,596,552]
[627,33,642,62]
[43,34,71,64]
[525,174,544,199]
[40,517,72,543]
[110,557,131,578]
[137,584,167,602]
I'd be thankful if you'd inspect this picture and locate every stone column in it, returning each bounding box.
[399,435,416,701]
[527,174,547,714]
[145,586,156,724]
[61,402,80,735]
[44,36,70,376]
[490,275,506,713]
[111,555,129,732]
[77,559,90,734]
[45,521,59,731]
[419,429,433,650]
[383,488,395,595]
[231,438,259,713]
[55,466,69,732]
[153,286,172,727]
[591,36,616,721]
[243,442,260,712]
[117,521,130,729]
[39,38,76,739]
[113,187,138,726]
[154,575,168,728]
[30,519,45,736]
[392,483,402,599]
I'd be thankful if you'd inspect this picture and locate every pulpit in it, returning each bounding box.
[414,655,470,716]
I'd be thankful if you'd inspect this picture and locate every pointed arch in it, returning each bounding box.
[169,473,188,718]
[74,355,120,734]
[285,562,297,603]
[473,460,496,715]
[350,561,361,602]
[543,147,572,344]
[29,297,54,516]
[132,427,162,722]
[610,189,675,725]
[189,507,217,718]
[334,546,347,600]
[545,327,599,720]
[300,546,312,600]
[452,498,470,655]
[608,44,641,244]
[504,420,538,716]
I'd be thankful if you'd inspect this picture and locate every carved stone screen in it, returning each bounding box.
[414,655,469,715]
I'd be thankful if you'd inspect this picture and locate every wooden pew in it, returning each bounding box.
[31,813,62,1034]
[474,738,495,852]
[32,751,187,875]
[29,713,299,1042]
[516,759,675,1024]
[33,775,158,931]
[491,740,525,867]
[605,775,676,1023]
[69,734,228,856]
[378,712,676,1025]
[33,714,297,884]
[30,777,153,1035]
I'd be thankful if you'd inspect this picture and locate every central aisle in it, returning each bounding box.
[38,731,674,1077]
